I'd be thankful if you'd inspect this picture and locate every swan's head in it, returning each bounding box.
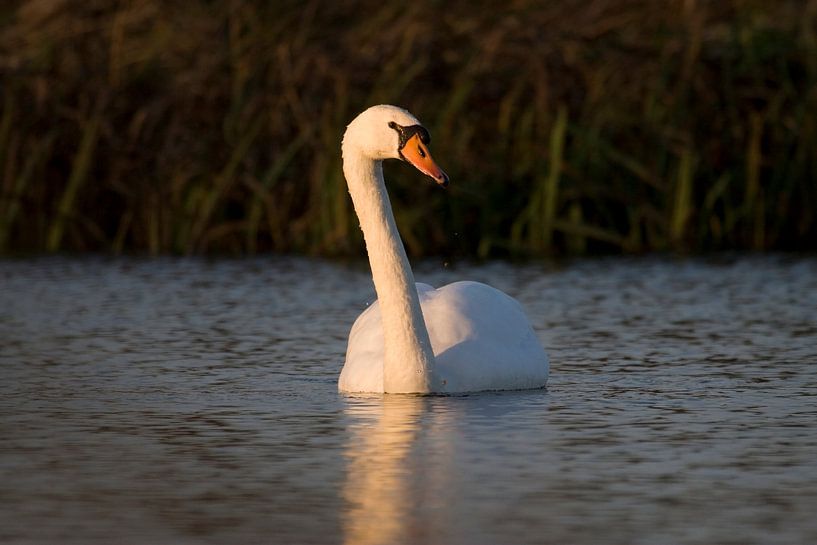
[343,104,449,187]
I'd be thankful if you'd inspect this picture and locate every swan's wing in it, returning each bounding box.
[421,281,549,392]
[339,299,385,392]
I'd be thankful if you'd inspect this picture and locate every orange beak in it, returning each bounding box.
[400,133,449,187]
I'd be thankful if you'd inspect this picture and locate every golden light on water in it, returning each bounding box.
[341,396,458,545]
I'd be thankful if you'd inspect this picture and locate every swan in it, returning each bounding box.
[338,105,549,393]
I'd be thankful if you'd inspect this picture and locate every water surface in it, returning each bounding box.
[1,255,816,544]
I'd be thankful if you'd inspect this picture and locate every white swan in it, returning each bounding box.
[338,105,549,393]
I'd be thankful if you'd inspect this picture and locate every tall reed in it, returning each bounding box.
[0,0,814,256]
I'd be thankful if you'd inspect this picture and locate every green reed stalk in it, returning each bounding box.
[745,112,764,250]
[670,148,695,247]
[515,105,568,254]
[46,112,102,252]
[541,105,568,252]
[552,218,626,248]
[565,202,587,254]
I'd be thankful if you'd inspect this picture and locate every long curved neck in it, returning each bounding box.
[343,146,435,393]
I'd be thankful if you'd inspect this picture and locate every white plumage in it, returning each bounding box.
[338,105,549,393]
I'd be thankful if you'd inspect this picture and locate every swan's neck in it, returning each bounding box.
[343,146,435,393]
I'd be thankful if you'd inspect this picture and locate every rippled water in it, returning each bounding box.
[1,255,816,544]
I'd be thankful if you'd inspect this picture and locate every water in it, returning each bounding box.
[1,255,816,545]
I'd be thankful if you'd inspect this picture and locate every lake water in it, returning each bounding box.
[1,255,816,545]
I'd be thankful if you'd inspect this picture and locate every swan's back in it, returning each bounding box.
[339,281,549,393]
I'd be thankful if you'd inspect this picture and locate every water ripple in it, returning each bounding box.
[1,255,816,544]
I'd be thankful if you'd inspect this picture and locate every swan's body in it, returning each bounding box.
[339,105,549,394]
[340,281,549,393]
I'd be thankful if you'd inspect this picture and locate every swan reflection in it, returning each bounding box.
[341,395,456,545]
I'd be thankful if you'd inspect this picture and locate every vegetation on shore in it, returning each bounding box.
[1,0,815,257]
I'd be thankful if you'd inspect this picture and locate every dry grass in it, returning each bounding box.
[1,0,816,256]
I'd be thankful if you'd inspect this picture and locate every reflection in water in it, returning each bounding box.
[342,396,455,545]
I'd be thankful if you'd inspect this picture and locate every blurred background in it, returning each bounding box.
[0,0,815,258]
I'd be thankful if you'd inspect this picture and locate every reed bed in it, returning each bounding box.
[1,0,815,257]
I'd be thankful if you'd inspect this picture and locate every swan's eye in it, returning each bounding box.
[418,146,426,158]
